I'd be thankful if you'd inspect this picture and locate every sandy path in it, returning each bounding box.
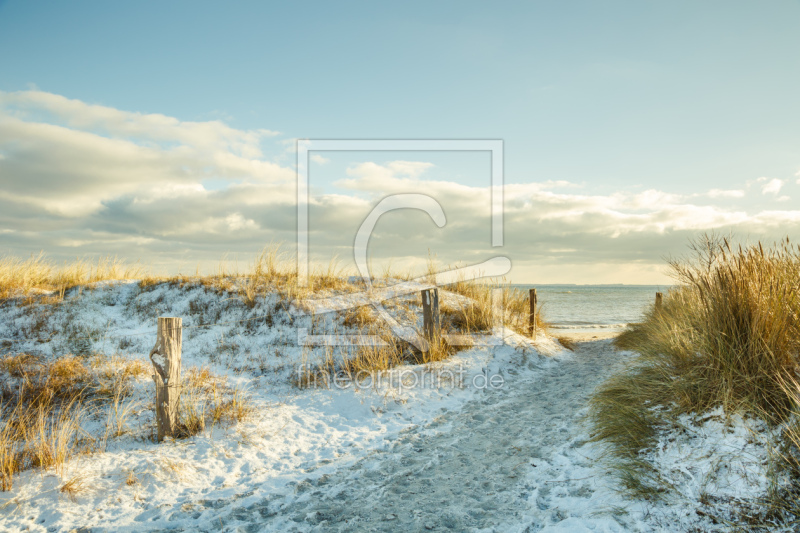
[168,339,634,532]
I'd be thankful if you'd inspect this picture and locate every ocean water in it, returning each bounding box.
[511,284,671,332]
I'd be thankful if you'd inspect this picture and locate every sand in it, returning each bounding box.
[552,330,620,342]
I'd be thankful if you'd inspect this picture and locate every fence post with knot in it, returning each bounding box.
[150,317,182,441]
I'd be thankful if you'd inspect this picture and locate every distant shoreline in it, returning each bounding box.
[556,330,620,341]
[509,283,673,288]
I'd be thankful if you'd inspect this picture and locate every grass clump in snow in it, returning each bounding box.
[0,353,148,491]
[295,325,410,389]
[767,377,800,523]
[590,234,800,521]
[0,352,253,491]
[444,279,547,336]
[177,367,253,438]
[440,282,495,333]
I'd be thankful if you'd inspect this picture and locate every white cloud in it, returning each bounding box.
[2,91,800,283]
[310,154,330,165]
[0,91,293,219]
[346,160,435,182]
[333,162,800,246]
[0,90,279,154]
[705,188,745,198]
[757,177,785,195]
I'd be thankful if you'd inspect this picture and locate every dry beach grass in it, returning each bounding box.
[0,254,143,300]
[0,352,253,491]
[0,246,548,494]
[590,234,800,526]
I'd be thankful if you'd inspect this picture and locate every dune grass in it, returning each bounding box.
[590,235,800,516]
[443,277,547,337]
[2,248,544,341]
[0,245,355,305]
[0,254,143,300]
[0,353,149,491]
[0,353,253,491]
[2,249,545,453]
[177,367,253,438]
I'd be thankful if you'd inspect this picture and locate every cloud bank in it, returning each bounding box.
[1,90,799,283]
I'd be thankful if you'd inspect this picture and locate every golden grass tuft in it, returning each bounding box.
[0,353,38,377]
[0,397,84,490]
[415,334,455,365]
[0,353,148,491]
[125,469,139,486]
[340,305,377,329]
[444,278,547,336]
[177,368,253,438]
[441,298,493,333]
[60,473,90,502]
[341,333,407,375]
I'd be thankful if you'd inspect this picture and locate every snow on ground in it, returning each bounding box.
[0,280,556,531]
[0,281,786,531]
[631,407,787,530]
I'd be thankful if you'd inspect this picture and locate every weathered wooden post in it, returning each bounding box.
[655,292,663,310]
[421,288,440,341]
[149,317,182,441]
[529,288,538,336]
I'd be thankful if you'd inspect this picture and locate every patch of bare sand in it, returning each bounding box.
[554,330,620,342]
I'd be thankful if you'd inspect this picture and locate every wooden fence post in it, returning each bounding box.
[149,317,182,441]
[421,288,440,341]
[529,288,538,337]
[655,292,663,310]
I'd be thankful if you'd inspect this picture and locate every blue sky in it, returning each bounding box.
[1,1,800,283]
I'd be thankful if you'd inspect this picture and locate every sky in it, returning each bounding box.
[1,1,800,284]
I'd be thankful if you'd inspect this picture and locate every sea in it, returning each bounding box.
[510,284,672,334]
